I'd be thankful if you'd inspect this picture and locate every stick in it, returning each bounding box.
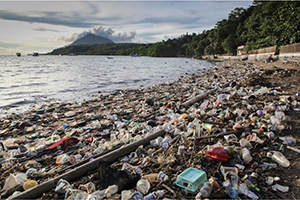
[181,89,217,108]
[181,82,231,108]
[162,183,175,196]
[196,130,242,140]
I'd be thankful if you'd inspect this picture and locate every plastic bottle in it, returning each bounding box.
[275,110,285,121]
[254,87,269,96]
[86,189,106,200]
[259,162,277,169]
[105,184,118,197]
[136,179,150,195]
[144,190,165,200]
[55,179,72,194]
[130,191,143,200]
[177,145,185,158]
[271,183,289,193]
[78,182,96,194]
[72,191,88,200]
[239,138,252,149]
[121,190,132,200]
[239,183,258,200]
[69,154,83,165]
[270,115,280,125]
[157,171,168,182]
[196,182,213,198]
[241,148,252,164]
[160,135,171,150]
[279,136,296,145]
[223,179,238,199]
[267,151,290,168]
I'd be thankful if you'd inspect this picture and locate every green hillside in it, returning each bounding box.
[49,1,300,57]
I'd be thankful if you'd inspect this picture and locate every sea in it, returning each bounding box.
[0,55,215,116]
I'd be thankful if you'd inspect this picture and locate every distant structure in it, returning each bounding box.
[237,45,245,55]
[68,53,77,56]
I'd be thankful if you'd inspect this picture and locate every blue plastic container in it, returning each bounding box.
[175,167,207,192]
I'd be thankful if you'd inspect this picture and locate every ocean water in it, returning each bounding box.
[0,55,215,115]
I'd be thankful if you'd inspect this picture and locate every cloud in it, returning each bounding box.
[0,10,98,27]
[32,27,60,32]
[0,41,20,48]
[58,26,137,43]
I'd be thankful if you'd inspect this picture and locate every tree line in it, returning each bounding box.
[49,1,300,57]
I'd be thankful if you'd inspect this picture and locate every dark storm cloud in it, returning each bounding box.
[33,27,61,32]
[0,10,98,27]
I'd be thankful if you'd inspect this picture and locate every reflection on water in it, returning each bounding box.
[0,55,215,114]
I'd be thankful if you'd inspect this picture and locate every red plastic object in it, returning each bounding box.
[206,147,229,162]
[47,137,80,150]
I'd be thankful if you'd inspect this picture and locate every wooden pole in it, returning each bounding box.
[181,89,217,108]
[12,129,165,199]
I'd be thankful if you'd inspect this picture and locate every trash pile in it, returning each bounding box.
[0,61,299,199]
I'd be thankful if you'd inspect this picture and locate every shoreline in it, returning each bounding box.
[0,56,214,118]
[1,60,299,199]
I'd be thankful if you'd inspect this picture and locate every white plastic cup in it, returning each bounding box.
[136,179,150,194]
[269,151,290,168]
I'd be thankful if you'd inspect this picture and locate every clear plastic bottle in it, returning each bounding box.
[239,138,252,149]
[239,183,258,200]
[223,179,238,199]
[196,182,213,198]
[160,135,171,150]
[86,189,106,200]
[241,148,252,164]
[104,184,118,197]
[144,190,165,200]
[55,179,71,194]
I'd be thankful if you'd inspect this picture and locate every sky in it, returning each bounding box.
[0,0,252,55]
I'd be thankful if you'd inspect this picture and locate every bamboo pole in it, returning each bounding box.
[12,129,165,199]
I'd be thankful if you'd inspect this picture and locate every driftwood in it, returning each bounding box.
[181,89,217,108]
[196,130,242,140]
[12,129,165,199]
[181,82,231,108]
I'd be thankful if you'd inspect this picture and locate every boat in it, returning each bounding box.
[68,53,77,56]
[33,52,39,57]
[107,57,114,59]
[131,54,141,57]
[16,53,21,57]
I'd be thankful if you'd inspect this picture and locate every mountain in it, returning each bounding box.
[70,33,114,46]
